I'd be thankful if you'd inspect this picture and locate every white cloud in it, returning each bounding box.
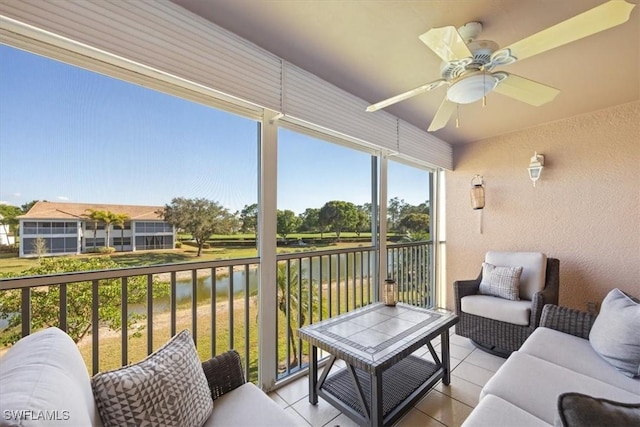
[57,196,70,201]
[0,201,10,205]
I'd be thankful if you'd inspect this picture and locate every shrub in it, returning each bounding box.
[202,243,211,249]
[98,246,116,254]
[175,241,183,248]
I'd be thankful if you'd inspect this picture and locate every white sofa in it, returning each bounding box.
[0,327,295,426]
[463,303,640,426]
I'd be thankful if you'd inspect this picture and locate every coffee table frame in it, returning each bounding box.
[298,303,458,426]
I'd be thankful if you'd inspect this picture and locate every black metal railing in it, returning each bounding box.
[0,241,433,384]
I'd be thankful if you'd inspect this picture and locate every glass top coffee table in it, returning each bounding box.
[298,302,458,426]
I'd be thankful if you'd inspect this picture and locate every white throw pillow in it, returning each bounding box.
[92,330,213,426]
[589,288,640,378]
[479,262,523,301]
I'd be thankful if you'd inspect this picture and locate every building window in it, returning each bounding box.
[135,235,173,250]
[22,237,77,255]
[112,237,132,247]
[85,238,106,248]
[135,221,173,233]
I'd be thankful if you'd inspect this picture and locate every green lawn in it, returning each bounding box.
[0,241,372,275]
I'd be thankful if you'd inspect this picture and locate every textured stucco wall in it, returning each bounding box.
[444,101,640,312]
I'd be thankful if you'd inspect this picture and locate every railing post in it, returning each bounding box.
[21,288,30,338]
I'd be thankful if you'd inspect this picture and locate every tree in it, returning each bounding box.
[32,237,48,259]
[319,201,357,241]
[84,209,106,251]
[387,197,405,232]
[160,197,235,256]
[0,257,168,345]
[239,203,258,239]
[20,200,41,214]
[276,262,316,368]
[0,204,21,238]
[354,205,371,237]
[298,208,320,233]
[113,213,130,252]
[398,212,430,235]
[276,210,301,241]
[100,211,119,250]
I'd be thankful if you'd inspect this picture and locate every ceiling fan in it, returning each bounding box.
[366,0,636,132]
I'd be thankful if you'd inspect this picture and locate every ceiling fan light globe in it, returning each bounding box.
[447,73,498,104]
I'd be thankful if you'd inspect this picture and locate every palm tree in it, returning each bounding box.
[84,209,105,251]
[276,262,317,368]
[113,213,130,252]
[100,211,119,250]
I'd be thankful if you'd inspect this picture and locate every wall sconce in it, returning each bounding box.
[470,175,485,210]
[528,152,545,187]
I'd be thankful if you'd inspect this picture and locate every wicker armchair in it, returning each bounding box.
[454,254,559,357]
[201,349,246,400]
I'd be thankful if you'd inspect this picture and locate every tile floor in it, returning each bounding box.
[268,333,506,427]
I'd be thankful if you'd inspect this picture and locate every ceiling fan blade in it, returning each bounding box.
[500,0,635,63]
[366,79,446,112]
[428,98,456,132]
[494,74,560,106]
[419,26,473,62]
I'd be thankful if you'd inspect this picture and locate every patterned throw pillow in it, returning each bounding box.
[92,330,213,427]
[479,262,523,301]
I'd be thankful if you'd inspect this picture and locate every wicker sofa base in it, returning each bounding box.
[456,311,533,356]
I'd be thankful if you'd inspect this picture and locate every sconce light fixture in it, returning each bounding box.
[528,152,545,187]
[470,175,485,210]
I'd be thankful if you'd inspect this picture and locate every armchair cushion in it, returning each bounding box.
[461,295,532,326]
[589,288,640,378]
[92,329,213,427]
[485,252,547,300]
[479,262,523,300]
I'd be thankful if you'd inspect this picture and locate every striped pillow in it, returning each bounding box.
[479,262,523,301]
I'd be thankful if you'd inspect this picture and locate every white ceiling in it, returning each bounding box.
[171,0,639,145]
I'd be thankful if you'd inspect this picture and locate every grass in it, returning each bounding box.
[0,241,368,275]
[75,278,375,383]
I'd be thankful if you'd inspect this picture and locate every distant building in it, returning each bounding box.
[0,214,16,246]
[17,201,175,258]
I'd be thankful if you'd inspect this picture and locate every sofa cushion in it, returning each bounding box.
[520,327,640,395]
[555,392,640,427]
[462,394,550,427]
[461,295,531,326]
[589,288,640,378]
[92,330,213,427]
[0,327,103,427]
[479,263,523,301]
[480,352,640,425]
[485,252,547,300]
[203,382,297,426]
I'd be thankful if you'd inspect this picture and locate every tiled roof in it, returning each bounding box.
[17,201,165,221]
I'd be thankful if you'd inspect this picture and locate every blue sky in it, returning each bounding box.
[0,44,430,214]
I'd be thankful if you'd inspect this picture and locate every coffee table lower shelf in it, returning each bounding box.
[318,355,442,426]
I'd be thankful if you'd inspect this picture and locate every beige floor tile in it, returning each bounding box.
[276,376,310,405]
[284,406,312,426]
[449,334,474,350]
[292,396,342,427]
[451,361,496,388]
[464,348,506,372]
[435,376,482,408]
[268,390,289,408]
[323,412,361,427]
[449,343,474,360]
[394,408,446,427]
[415,390,474,427]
